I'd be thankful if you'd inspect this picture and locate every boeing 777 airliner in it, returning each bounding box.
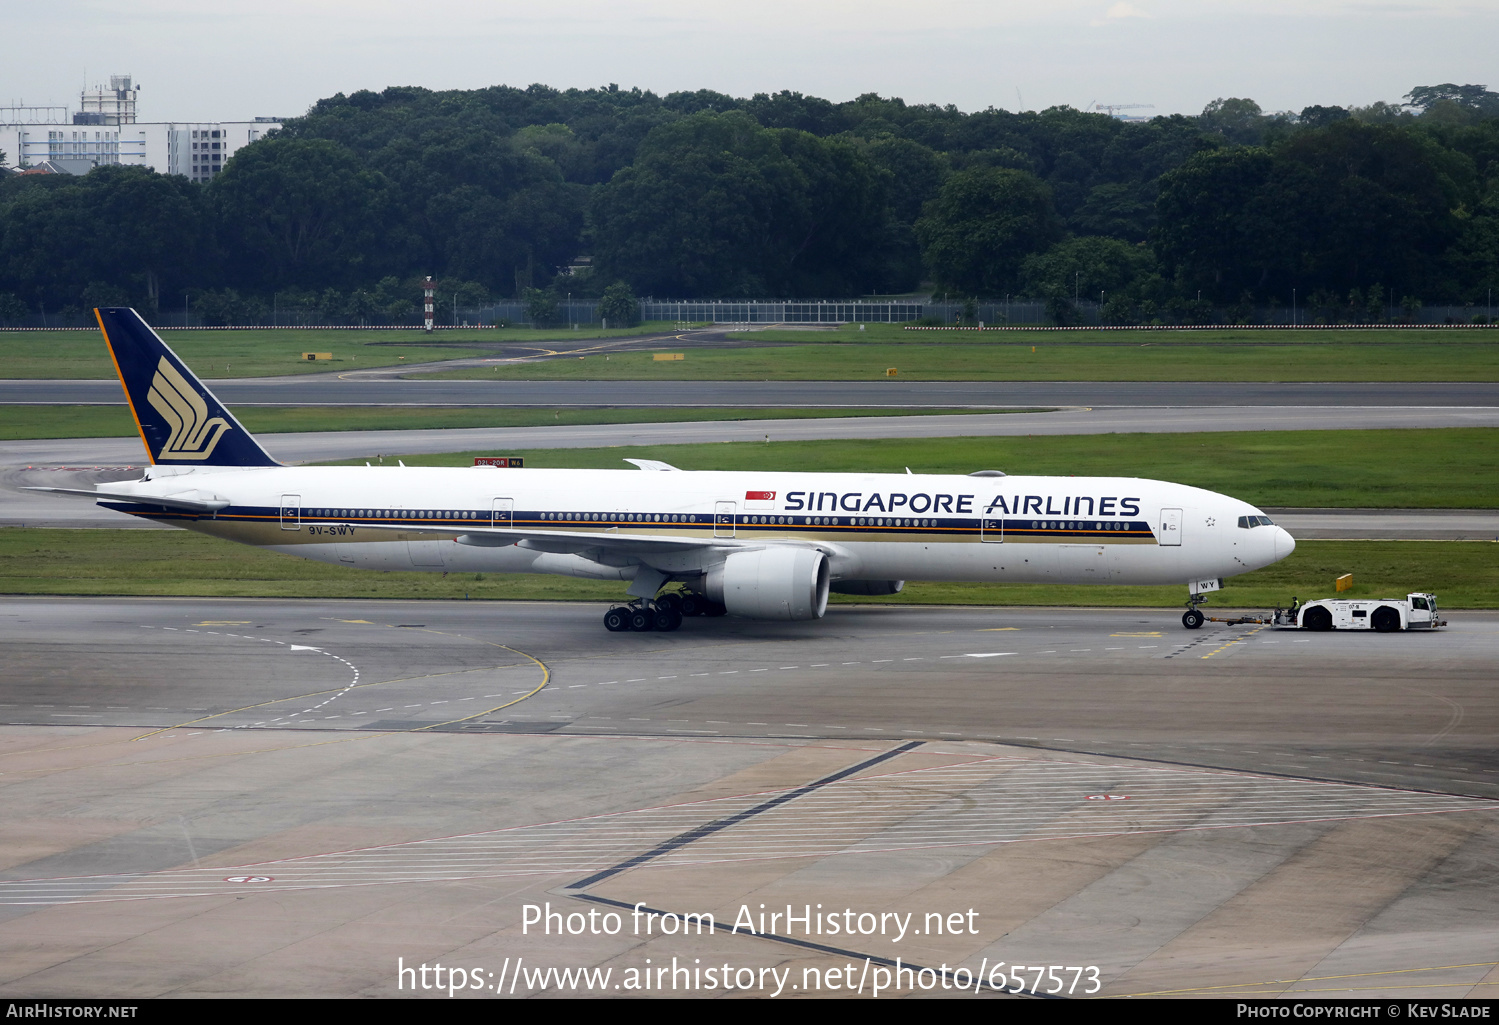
[31,309,1296,632]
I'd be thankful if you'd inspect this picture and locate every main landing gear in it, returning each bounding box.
[602,592,726,632]
[602,602,679,632]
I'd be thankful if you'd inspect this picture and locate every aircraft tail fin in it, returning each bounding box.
[95,308,279,467]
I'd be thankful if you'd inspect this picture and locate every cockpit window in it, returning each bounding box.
[1238,515,1276,528]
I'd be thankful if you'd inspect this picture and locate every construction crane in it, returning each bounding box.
[1094,103,1155,118]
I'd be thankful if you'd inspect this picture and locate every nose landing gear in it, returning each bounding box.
[1183,590,1208,629]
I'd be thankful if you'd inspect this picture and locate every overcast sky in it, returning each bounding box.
[5,1,1495,124]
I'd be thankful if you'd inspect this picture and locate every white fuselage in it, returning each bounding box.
[99,464,1296,590]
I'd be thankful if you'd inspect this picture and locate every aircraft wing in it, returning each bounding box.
[22,486,230,513]
[344,521,733,555]
[346,521,845,559]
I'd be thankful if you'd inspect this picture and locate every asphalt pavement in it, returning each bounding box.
[7,377,1499,407]
[2,598,1496,997]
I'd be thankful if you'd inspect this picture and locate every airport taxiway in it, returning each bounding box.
[1,597,1496,998]
[7,376,1499,408]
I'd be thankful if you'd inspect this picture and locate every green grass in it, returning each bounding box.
[748,324,1491,345]
[2,528,1493,608]
[318,428,1499,510]
[0,323,680,379]
[428,326,1499,382]
[11,323,1496,382]
[0,404,1014,440]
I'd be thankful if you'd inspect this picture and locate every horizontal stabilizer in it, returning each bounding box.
[23,486,229,513]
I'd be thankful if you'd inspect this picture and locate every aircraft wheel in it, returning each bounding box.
[653,608,683,632]
[1371,606,1402,633]
[1182,609,1205,630]
[680,594,708,616]
[628,608,655,631]
[1302,606,1333,631]
[603,607,631,632]
[657,593,684,615]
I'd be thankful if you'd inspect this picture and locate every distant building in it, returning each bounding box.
[11,160,69,175]
[154,122,282,182]
[78,75,139,125]
[1,124,145,170]
[0,74,281,181]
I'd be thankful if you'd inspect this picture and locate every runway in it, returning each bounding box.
[7,376,1499,407]
[1,598,1496,997]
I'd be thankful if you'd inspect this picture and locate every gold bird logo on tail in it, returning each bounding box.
[146,357,232,460]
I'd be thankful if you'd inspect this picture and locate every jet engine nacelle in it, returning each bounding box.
[705,547,830,620]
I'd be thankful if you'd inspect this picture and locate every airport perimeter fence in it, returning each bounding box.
[3,299,1495,330]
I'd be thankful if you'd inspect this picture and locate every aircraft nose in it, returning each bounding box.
[1275,526,1296,561]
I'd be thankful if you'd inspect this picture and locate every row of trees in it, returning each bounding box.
[1,81,1496,319]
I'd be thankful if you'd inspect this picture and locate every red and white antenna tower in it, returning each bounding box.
[423,276,436,333]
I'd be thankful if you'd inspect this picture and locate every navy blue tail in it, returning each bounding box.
[97,308,279,467]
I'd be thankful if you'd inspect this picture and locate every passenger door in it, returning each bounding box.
[980,509,1003,542]
[714,501,736,538]
[1158,507,1183,546]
